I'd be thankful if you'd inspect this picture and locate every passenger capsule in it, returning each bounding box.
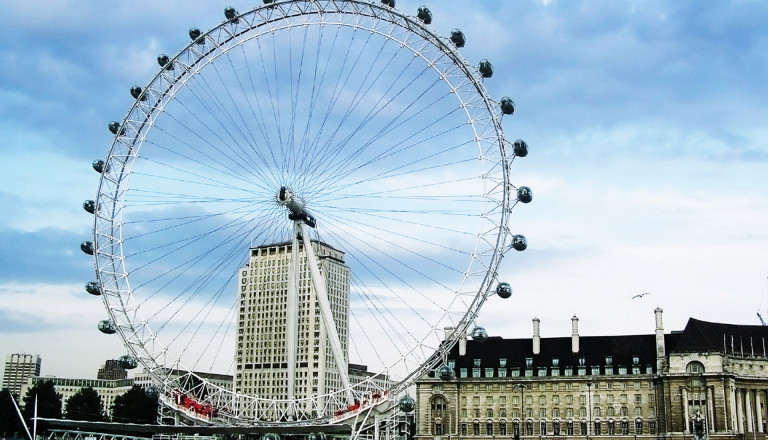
[81,241,94,255]
[108,121,124,135]
[500,97,515,115]
[513,139,528,157]
[118,354,138,370]
[381,0,395,7]
[512,234,527,251]
[130,86,146,101]
[224,7,239,23]
[85,281,101,296]
[98,319,117,334]
[438,365,453,381]
[263,0,275,4]
[399,395,415,413]
[262,434,279,440]
[517,186,533,204]
[478,59,493,78]
[450,29,465,48]
[496,282,512,299]
[83,200,95,214]
[417,6,432,24]
[471,326,488,342]
[189,28,204,44]
[157,54,173,70]
[92,160,104,173]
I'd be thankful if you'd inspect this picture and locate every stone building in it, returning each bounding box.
[415,309,768,440]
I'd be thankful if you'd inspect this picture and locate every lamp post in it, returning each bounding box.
[512,383,525,440]
[587,382,593,438]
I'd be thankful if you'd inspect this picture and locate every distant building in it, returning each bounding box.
[97,359,127,380]
[415,309,768,440]
[2,353,41,399]
[21,376,134,418]
[235,240,350,417]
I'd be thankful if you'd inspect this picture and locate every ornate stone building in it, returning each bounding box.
[415,309,768,440]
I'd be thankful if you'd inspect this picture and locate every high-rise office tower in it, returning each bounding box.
[2,353,42,399]
[235,240,349,418]
[97,359,128,380]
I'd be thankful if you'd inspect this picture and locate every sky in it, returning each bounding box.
[1,0,767,381]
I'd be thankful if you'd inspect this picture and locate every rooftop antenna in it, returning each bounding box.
[758,276,768,326]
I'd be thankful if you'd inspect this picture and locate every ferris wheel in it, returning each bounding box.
[82,0,531,432]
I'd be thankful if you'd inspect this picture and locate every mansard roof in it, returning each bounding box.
[670,318,768,355]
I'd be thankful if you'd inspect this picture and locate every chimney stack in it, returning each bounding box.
[571,315,580,353]
[533,318,541,354]
[654,308,666,372]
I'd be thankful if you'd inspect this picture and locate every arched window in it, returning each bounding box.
[686,361,705,374]
[431,396,446,418]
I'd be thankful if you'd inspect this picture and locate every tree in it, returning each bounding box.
[64,387,104,421]
[21,380,62,433]
[0,388,23,438]
[111,385,157,424]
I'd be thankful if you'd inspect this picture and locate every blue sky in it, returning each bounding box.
[1,0,767,380]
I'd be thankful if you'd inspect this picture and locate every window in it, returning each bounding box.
[487,421,494,436]
[434,422,443,436]
[526,358,533,368]
[487,408,494,418]
[473,368,481,378]
[635,420,643,434]
[539,396,547,405]
[500,396,507,404]
[540,421,547,435]
[485,368,495,377]
[606,356,613,365]
[431,396,446,417]
[474,358,482,367]
[461,423,467,436]
[525,369,533,377]
[621,420,629,435]
[621,394,628,404]
[632,356,640,365]
[513,422,520,438]
[621,406,628,417]
[526,422,533,435]
[553,358,560,367]
[553,408,560,418]
[538,367,548,376]
[618,367,627,375]
[500,358,507,367]
[499,368,507,378]
[500,408,507,418]
[634,394,642,404]
[565,367,573,376]
[608,421,615,435]
[649,421,656,435]
[486,396,494,405]
[500,422,507,436]
[539,408,547,418]
[511,368,520,377]
[566,421,574,435]
[566,408,574,418]
[580,422,587,436]
[460,368,468,378]
[595,421,602,435]
[473,422,480,436]
[686,361,705,373]
[592,366,601,375]
[554,421,561,436]
[607,407,615,417]
[566,395,574,405]
[553,395,560,404]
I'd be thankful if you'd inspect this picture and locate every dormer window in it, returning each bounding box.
[552,358,560,367]
[579,357,586,367]
[474,358,481,367]
[605,356,613,366]
[632,356,640,365]
[525,358,533,368]
[500,358,507,368]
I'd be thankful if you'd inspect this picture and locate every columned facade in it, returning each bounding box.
[415,311,768,440]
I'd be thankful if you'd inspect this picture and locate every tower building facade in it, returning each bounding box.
[235,240,349,418]
[2,353,42,399]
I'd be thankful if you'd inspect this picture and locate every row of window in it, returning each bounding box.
[459,365,653,378]
[457,406,654,419]
[444,420,656,437]
[461,393,651,405]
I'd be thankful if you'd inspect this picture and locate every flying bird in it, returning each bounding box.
[632,292,651,299]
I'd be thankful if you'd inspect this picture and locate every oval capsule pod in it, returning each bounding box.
[478,59,493,78]
[381,0,395,7]
[471,326,488,342]
[512,234,527,251]
[157,54,173,70]
[438,365,453,380]
[225,7,239,23]
[108,121,124,135]
[85,281,101,296]
[496,282,512,299]
[500,97,515,115]
[399,395,415,413]
[513,139,528,157]
[417,6,432,24]
[517,186,533,203]
[83,200,95,214]
[98,320,117,334]
[130,86,146,101]
[118,354,138,369]
[450,29,465,48]
[81,241,94,255]
[189,28,204,44]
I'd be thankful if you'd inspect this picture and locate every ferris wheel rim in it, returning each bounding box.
[90,0,517,425]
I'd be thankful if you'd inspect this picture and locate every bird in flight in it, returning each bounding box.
[632,292,651,299]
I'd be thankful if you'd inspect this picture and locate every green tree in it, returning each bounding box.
[0,388,23,438]
[64,387,104,421]
[111,385,157,424]
[21,380,62,433]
